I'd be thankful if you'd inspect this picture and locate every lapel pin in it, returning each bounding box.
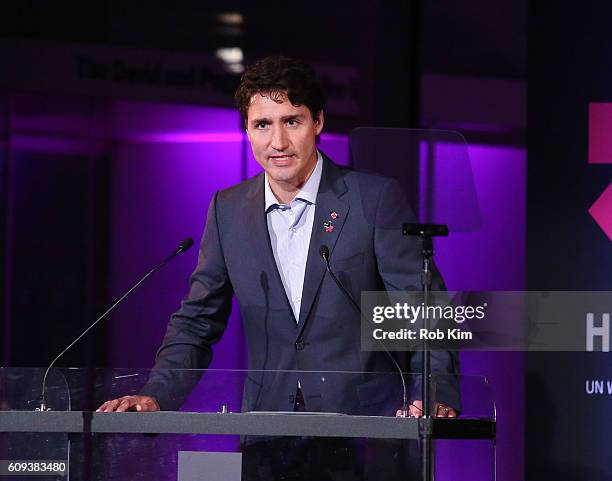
[330,211,338,220]
[325,225,334,233]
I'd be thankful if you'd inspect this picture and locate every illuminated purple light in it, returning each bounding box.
[126,132,246,143]
[124,132,347,145]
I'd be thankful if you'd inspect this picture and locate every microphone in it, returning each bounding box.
[37,237,195,411]
[319,246,360,313]
[176,237,194,254]
[319,245,411,418]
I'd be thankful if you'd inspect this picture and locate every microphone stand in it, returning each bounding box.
[403,223,447,481]
[319,246,411,418]
[37,238,194,411]
[421,232,434,481]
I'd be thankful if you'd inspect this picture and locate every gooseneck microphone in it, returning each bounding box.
[319,245,411,418]
[318,245,361,313]
[37,237,195,411]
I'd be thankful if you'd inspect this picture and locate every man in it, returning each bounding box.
[98,56,458,476]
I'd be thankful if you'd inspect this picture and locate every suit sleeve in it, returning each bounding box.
[140,191,234,410]
[373,178,461,411]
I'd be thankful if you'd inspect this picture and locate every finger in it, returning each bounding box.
[116,397,136,413]
[447,409,457,418]
[410,400,423,416]
[149,397,160,411]
[435,404,453,418]
[138,397,160,412]
[101,399,121,413]
[136,399,152,412]
[408,404,422,418]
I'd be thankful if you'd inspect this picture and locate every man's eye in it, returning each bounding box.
[287,119,299,126]
[255,122,268,129]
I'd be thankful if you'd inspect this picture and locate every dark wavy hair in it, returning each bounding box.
[234,56,325,125]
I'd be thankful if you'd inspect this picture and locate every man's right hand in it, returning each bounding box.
[96,395,160,412]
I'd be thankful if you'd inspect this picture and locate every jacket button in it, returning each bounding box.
[295,341,305,350]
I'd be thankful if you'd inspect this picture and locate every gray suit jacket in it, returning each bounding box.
[141,154,460,413]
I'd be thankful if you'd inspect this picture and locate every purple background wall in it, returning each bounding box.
[106,103,245,369]
[436,144,525,481]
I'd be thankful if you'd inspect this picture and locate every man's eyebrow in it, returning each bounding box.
[250,117,270,124]
[281,114,305,121]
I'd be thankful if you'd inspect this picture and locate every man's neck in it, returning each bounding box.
[268,161,318,205]
[268,180,301,204]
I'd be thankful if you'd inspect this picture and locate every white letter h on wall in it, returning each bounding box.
[586,313,610,352]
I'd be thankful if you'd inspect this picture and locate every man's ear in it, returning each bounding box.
[314,111,325,136]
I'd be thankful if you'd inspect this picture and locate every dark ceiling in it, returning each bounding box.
[1,1,526,79]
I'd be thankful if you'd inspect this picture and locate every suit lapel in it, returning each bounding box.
[243,174,298,323]
[297,156,349,329]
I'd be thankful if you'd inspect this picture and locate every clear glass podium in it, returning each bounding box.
[0,368,495,480]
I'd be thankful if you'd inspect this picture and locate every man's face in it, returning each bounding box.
[245,92,324,190]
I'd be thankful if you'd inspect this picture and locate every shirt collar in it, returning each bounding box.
[264,150,323,211]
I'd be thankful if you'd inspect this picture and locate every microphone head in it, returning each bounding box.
[177,237,194,253]
[319,245,330,260]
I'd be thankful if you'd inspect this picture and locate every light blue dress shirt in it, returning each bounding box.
[264,151,323,323]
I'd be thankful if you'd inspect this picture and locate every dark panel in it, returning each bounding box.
[421,0,527,78]
[527,4,612,290]
[7,149,101,367]
[527,2,612,479]
[0,95,7,364]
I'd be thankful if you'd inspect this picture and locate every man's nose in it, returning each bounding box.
[271,126,289,151]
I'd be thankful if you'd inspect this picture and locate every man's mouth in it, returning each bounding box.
[269,154,295,165]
